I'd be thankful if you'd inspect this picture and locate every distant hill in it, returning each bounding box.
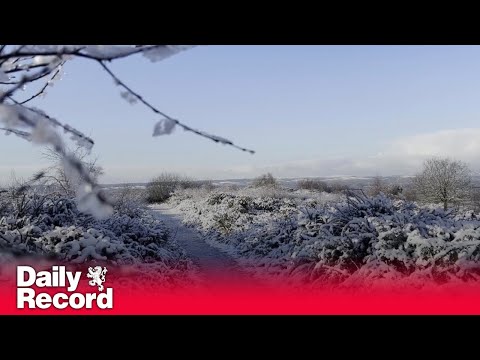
[100,175,480,190]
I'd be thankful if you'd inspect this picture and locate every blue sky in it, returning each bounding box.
[3,45,480,183]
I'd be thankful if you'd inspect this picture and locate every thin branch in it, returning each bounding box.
[0,66,52,102]
[18,62,65,105]
[0,127,31,140]
[3,62,52,74]
[6,97,95,149]
[0,45,165,62]
[98,61,255,154]
[0,61,59,86]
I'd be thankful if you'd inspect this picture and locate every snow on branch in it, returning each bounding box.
[0,127,31,140]
[0,45,194,63]
[0,45,255,219]
[98,61,256,154]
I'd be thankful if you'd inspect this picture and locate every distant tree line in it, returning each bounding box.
[144,157,479,213]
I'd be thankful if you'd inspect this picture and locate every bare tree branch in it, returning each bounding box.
[0,127,31,140]
[6,97,95,149]
[98,61,255,154]
[18,62,65,104]
[0,45,166,62]
[0,68,54,85]
[0,65,53,102]
[0,45,254,219]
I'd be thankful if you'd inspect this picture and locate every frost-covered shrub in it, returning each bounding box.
[146,173,199,203]
[251,173,278,188]
[108,186,147,217]
[171,186,480,288]
[298,179,331,192]
[0,192,192,286]
[287,193,480,285]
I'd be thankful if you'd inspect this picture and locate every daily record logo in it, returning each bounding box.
[16,266,113,309]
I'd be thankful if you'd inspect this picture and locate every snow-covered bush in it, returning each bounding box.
[298,179,331,192]
[108,185,147,217]
[170,186,480,289]
[146,173,198,203]
[251,173,278,188]
[0,187,194,286]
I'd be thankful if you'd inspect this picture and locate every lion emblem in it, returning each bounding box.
[87,266,108,291]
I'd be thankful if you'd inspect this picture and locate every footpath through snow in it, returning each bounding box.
[150,204,263,291]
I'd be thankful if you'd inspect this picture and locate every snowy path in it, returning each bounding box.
[150,204,262,290]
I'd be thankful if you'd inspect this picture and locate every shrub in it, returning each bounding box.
[252,173,277,188]
[146,173,201,203]
[197,180,215,192]
[367,176,404,198]
[108,185,147,217]
[173,186,480,287]
[403,185,417,202]
[387,184,403,197]
[298,179,330,192]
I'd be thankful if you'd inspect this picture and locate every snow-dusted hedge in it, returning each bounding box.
[0,191,193,286]
[170,188,480,288]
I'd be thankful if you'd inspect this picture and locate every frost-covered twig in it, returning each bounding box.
[0,127,31,140]
[18,62,65,105]
[0,45,185,63]
[8,100,95,150]
[0,103,111,218]
[0,45,255,219]
[98,61,255,154]
[0,66,52,102]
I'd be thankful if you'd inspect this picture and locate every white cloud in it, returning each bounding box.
[214,128,480,179]
[387,128,480,159]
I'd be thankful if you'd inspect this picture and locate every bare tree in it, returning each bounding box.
[41,146,104,197]
[413,157,472,210]
[0,45,254,218]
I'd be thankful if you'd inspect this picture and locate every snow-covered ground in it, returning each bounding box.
[167,186,480,291]
[150,203,264,291]
[4,181,480,293]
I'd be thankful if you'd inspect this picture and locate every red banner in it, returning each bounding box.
[1,261,479,315]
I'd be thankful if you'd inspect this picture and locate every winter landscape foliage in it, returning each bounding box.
[2,45,480,293]
[0,45,252,220]
[0,182,194,288]
[3,161,480,291]
[167,174,480,290]
[0,45,252,288]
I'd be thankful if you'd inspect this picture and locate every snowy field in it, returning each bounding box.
[3,179,480,292]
